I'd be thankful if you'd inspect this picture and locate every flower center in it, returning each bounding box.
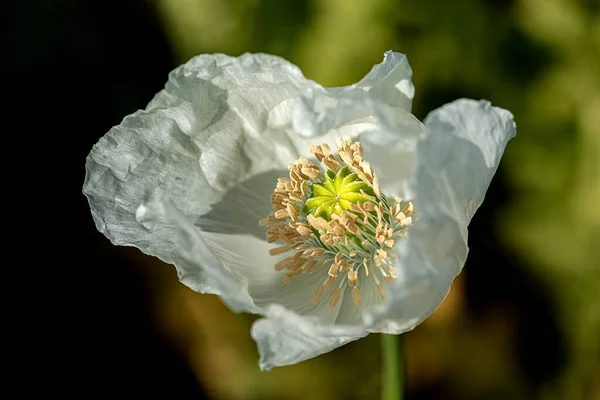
[259,137,414,308]
[302,167,374,220]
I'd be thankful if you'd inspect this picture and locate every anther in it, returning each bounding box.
[269,245,292,256]
[312,286,325,304]
[328,263,338,277]
[347,270,358,287]
[388,266,398,279]
[377,284,386,299]
[352,287,361,305]
[329,288,342,307]
[325,276,336,290]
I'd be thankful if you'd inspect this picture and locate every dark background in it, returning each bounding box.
[5,1,204,397]
[5,0,598,399]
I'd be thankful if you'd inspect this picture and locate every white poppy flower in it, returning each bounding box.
[83,51,515,370]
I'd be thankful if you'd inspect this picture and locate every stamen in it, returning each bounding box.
[297,156,312,167]
[362,202,376,211]
[328,263,338,277]
[332,224,345,237]
[373,175,381,197]
[262,136,416,308]
[334,252,343,264]
[352,287,361,305]
[322,156,340,170]
[300,180,308,196]
[274,256,293,271]
[341,210,358,221]
[398,216,412,227]
[307,214,330,231]
[286,203,299,222]
[269,245,292,256]
[310,249,325,257]
[290,169,304,182]
[286,257,306,271]
[374,249,387,266]
[303,259,318,273]
[288,194,302,203]
[320,143,332,157]
[301,167,320,179]
[329,288,342,307]
[274,209,289,219]
[282,268,302,283]
[377,284,386,300]
[338,150,354,168]
[345,221,359,234]
[325,276,336,290]
[388,266,398,279]
[347,270,358,287]
[339,261,353,272]
[295,224,313,236]
[312,286,325,304]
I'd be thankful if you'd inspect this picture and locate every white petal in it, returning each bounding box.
[292,51,415,139]
[83,53,316,294]
[359,109,424,199]
[420,99,516,225]
[251,304,364,370]
[352,50,415,111]
[290,53,421,198]
[199,230,339,321]
[136,191,258,311]
[364,99,516,333]
[334,275,383,326]
[292,93,423,199]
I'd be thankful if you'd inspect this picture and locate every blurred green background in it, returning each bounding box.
[8,0,598,399]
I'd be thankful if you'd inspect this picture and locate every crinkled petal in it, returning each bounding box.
[136,191,258,312]
[290,52,420,198]
[251,304,364,370]
[420,99,517,225]
[352,50,415,111]
[359,110,423,199]
[293,94,423,199]
[364,99,516,333]
[292,51,415,139]
[83,52,317,294]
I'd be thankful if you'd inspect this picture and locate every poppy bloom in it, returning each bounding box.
[84,51,515,370]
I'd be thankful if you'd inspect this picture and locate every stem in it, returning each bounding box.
[381,333,403,400]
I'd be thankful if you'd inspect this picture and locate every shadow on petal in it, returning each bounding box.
[195,169,288,240]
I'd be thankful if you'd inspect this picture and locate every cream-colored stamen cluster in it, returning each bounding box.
[259,137,414,308]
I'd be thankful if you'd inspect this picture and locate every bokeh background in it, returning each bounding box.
[7,0,599,399]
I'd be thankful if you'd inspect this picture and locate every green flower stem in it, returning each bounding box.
[381,333,403,400]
